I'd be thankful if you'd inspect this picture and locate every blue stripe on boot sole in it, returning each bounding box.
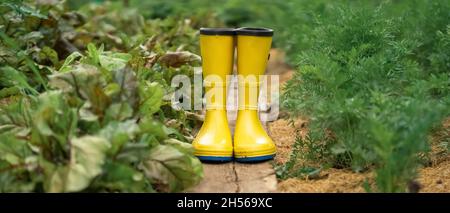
[197,156,233,162]
[235,154,275,162]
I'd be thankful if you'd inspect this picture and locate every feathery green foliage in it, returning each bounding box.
[282,2,450,192]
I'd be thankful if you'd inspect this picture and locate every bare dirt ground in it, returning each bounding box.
[267,48,450,193]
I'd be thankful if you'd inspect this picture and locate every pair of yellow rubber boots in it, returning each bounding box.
[193,27,276,162]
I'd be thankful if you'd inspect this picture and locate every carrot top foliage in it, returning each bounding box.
[282,2,450,192]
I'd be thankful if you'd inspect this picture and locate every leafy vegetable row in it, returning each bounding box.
[0,0,203,192]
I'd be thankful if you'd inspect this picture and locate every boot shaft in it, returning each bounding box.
[236,28,273,77]
[200,28,235,110]
[235,27,273,111]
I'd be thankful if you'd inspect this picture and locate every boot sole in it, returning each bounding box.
[234,154,275,163]
[197,156,233,162]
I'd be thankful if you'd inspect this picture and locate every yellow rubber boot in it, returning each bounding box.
[192,28,235,162]
[234,27,276,162]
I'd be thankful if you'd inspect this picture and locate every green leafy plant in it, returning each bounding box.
[0,1,205,192]
[0,43,203,192]
[283,3,449,192]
